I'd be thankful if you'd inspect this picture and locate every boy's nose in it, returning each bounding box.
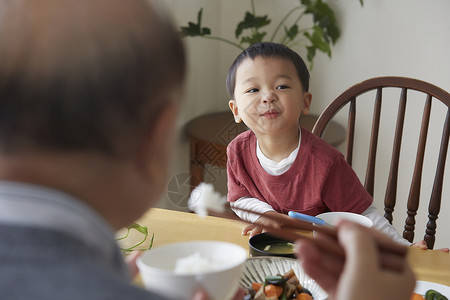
[261,91,276,103]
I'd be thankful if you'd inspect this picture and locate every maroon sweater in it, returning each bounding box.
[227,128,372,216]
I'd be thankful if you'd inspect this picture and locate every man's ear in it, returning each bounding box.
[302,92,312,115]
[137,102,178,181]
[228,100,242,123]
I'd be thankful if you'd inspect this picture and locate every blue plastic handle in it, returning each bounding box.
[288,211,326,225]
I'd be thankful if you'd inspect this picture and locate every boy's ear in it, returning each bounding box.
[302,92,312,115]
[228,99,242,123]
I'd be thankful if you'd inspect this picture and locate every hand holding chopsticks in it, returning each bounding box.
[296,220,416,300]
[187,183,409,273]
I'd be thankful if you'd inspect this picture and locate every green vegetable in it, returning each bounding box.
[265,275,284,282]
[425,289,448,300]
[116,223,154,252]
[265,275,288,286]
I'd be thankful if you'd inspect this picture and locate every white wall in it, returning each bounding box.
[161,0,450,249]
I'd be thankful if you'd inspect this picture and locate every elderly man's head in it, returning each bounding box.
[0,0,185,156]
[0,0,186,228]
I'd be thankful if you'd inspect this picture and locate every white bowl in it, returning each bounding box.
[137,240,247,300]
[315,212,373,227]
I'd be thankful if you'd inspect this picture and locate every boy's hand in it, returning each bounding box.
[242,211,292,237]
[411,240,450,252]
[242,224,263,237]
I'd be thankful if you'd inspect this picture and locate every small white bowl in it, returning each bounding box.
[137,240,247,300]
[315,212,373,227]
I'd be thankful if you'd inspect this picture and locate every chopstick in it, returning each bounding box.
[207,206,408,272]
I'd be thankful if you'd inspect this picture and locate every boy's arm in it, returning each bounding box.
[230,197,275,223]
[231,197,295,237]
[363,206,449,251]
[362,205,411,246]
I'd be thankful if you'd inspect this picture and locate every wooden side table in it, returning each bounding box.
[184,111,345,188]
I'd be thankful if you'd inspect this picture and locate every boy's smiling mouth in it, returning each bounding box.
[261,109,280,118]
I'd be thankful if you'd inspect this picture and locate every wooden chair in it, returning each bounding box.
[312,77,450,249]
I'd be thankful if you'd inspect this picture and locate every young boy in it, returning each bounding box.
[226,42,411,245]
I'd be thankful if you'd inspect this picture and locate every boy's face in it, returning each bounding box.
[229,56,311,137]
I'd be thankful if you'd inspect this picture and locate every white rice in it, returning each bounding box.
[187,183,226,217]
[174,252,223,275]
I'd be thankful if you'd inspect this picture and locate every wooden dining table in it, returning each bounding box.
[126,208,450,287]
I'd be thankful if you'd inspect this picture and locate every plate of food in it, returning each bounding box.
[411,281,449,299]
[240,256,327,300]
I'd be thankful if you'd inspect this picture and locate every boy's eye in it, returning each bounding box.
[246,88,259,93]
[276,85,289,90]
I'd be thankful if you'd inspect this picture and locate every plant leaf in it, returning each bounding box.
[235,12,270,39]
[304,25,331,62]
[180,8,211,37]
[240,32,267,45]
[312,26,331,55]
[305,0,340,44]
[284,24,299,41]
[300,0,312,6]
[306,46,316,63]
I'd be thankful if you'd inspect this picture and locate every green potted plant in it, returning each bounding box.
[181,0,363,67]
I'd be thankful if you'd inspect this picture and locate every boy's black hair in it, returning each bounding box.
[226,42,310,99]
